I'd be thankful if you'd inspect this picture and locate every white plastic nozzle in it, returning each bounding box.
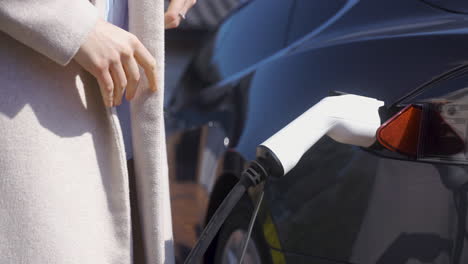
[257,94,384,177]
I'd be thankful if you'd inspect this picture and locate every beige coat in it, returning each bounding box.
[0,0,173,263]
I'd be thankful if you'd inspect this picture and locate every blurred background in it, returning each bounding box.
[164,0,242,262]
[164,0,241,106]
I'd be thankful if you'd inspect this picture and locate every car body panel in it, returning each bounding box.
[421,0,468,14]
[210,0,293,78]
[167,0,468,262]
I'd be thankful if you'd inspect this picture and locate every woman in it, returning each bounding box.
[0,0,194,263]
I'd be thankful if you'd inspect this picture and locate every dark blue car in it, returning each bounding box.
[166,0,468,263]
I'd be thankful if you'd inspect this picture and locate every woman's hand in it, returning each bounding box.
[165,0,197,29]
[73,19,158,107]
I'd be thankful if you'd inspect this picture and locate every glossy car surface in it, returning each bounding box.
[166,0,468,263]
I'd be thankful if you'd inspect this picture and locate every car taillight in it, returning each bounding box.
[376,103,466,161]
[377,105,422,156]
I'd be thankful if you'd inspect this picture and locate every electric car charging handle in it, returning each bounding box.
[184,94,383,264]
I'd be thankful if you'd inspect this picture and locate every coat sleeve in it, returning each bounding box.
[0,0,99,66]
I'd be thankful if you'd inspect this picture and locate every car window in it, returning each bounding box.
[287,0,347,44]
[211,0,294,78]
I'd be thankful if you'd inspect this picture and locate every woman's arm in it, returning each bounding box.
[0,0,98,66]
[0,1,158,107]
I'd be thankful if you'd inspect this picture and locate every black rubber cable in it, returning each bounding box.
[184,175,252,264]
[238,190,265,264]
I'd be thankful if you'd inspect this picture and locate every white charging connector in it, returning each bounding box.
[257,94,384,177]
[185,94,385,264]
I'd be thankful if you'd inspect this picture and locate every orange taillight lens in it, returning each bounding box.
[377,105,422,156]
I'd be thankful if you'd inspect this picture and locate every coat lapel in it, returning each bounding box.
[89,1,174,263]
[127,0,175,263]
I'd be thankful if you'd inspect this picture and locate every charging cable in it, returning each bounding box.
[184,161,269,264]
[238,190,265,264]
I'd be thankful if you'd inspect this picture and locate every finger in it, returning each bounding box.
[97,70,114,107]
[110,62,127,106]
[165,20,181,29]
[122,56,140,101]
[133,41,158,92]
[165,12,181,29]
[181,0,196,15]
[165,0,185,29]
